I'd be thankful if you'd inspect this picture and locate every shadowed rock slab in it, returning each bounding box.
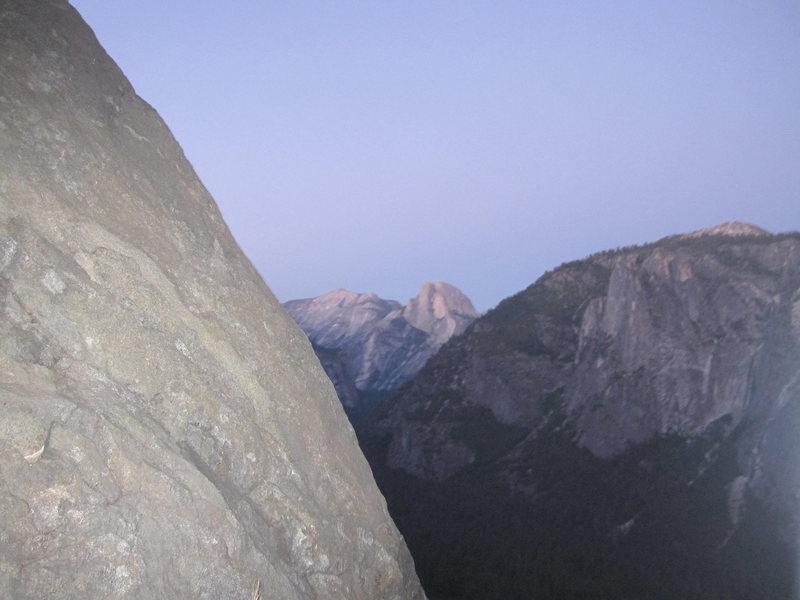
[0,2,425,599]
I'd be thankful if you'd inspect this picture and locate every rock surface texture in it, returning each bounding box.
[285,283,478,418]
[366,224,800,598]
[0,2,425,599]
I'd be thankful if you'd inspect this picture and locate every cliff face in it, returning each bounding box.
[365,225,800,598]
[381,227,800,482]
[285,282,478,418]
[0,2,425,599]
[401,281,479,347]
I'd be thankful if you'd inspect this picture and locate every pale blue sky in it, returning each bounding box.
[70,1,800,311]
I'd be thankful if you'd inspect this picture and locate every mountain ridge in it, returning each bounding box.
[285,281,479,418]
[362,223,799,599]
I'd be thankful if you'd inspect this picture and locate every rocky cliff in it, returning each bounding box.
[365,224,800,599]
[0,2,425,599]
[285,282,478,418]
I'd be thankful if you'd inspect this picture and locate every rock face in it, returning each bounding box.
[381,226,800,479]
[366,224,800,599]
[285,282,478,418]
[0,2,425,599]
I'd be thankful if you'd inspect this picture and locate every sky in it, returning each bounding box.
[70,1,800,312]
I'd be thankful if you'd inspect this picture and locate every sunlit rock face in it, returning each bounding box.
[285,282,478,417]
[401,281,479,347]
[0,2,425,599]
[684,221,770,238]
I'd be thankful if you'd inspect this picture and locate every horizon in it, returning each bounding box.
[282,219,782,308]
[70,1,800,312]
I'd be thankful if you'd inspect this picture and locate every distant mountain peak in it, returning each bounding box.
[283,290,401,351]
[403,281,479,343]
[312,288,389,308]
[685,221,770,238]
[284,282,479,416]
